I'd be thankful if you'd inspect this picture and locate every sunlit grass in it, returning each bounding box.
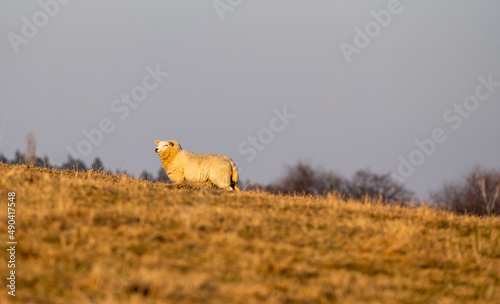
[0,163,499,303]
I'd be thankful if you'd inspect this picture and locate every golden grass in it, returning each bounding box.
[0,163,499,304]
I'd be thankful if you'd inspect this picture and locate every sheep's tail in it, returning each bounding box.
[228,157,239,191]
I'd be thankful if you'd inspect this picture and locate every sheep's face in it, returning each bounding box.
[154,140,180,156]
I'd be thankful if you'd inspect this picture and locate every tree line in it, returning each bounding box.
[253,161,498,217]
[0,149,171,183]
[1,147,498,217]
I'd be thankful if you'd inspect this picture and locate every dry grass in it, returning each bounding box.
[0,163,499,304]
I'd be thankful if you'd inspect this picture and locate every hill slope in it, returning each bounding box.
[0,164,499,303]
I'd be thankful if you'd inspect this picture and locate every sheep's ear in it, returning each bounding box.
[154,140,160,145]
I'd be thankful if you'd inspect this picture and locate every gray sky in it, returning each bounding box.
[1,0,499,197]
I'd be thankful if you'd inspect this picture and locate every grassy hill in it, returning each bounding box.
[0,163,499,303]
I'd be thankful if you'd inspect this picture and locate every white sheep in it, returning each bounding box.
[154,140,239,191]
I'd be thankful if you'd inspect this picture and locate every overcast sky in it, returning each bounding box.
[1,0,499,197]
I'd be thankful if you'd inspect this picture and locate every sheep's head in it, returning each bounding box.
[154,140,181,156]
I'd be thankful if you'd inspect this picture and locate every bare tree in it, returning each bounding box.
[90,157,105,171]
[0,153,8,163]
[273,161,320,195]
[347,169,414,204]
[26,132,36,166]
[433,181,464,213]
[479,177,500,217]
[267,161,350,197]
[139,170,154,181]
[432,167,500,216]
[61,155,87,172]
[266,163,414,204]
